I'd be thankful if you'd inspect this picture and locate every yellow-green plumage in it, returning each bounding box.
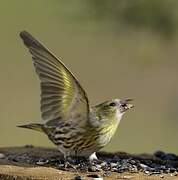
[19,31,133,160]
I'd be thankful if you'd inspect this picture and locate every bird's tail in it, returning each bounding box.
[17,123,44,132]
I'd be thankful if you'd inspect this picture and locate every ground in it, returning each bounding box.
[0,146,178,179]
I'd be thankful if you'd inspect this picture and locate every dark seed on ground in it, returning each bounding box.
[74,175,83,180]
[88,174,100,178]
[88,174,103,179]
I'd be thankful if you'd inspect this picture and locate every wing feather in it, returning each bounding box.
[20,31,89,125]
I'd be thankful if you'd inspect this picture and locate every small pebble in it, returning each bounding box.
[160,174,164,178]
[144,171,150,174]
[112,167,118,172]
[96,164,102,169]
[92,178,103,180]
[130,160,136,165]
[139,163,151,171]
[36,159,48,165]
[103,171,111,177]
[0,153,5,159]
[100,161,107,167]
[88,165,97,172]
[110,162,118,168]
[130,166,138,173]
[169,168,176,173]
[122,175,133,179]
[117,170,124,173]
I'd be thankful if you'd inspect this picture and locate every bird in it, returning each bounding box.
[18,31,134,161]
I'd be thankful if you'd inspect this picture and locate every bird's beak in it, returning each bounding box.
[126,99,134,108]
[126,103,134,109]
[122,99,134,112]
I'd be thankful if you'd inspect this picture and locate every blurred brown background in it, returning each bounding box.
[0,0,178,154]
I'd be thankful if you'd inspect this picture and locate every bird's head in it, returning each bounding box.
[94,98,134,122]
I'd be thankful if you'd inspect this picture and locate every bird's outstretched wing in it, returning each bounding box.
[20,31,89,126]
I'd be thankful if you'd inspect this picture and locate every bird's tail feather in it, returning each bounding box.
[17,123,44,132]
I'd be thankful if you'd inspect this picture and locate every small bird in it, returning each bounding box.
[18,31,133,161]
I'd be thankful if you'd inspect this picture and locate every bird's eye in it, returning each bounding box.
[109,102,117,107]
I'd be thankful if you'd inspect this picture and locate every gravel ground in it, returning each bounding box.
[0,146,178,179]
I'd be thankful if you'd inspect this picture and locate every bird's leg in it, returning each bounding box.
[63,153,70,169]
[63,155,77,171]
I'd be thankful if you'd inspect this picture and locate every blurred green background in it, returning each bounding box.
[0,0,178,154]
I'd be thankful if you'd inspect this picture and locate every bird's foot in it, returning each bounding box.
[64,161,75,169]
[63,157,78,171]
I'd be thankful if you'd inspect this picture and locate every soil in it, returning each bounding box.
[0,146,178,180]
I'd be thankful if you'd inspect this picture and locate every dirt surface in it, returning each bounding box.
[0,146,178,179]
